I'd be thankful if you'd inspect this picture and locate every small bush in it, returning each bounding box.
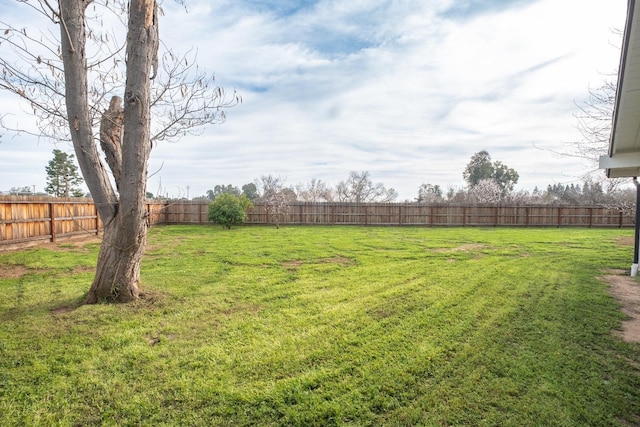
[208,194,253,229]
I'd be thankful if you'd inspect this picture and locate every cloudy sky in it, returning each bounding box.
[0,0,628,200]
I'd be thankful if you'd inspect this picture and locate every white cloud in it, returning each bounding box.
[0,0,629,199]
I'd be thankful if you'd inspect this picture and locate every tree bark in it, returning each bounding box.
[59,1,118,222]
[99,96,124,191]
[60,0,158,303]
[84,220,144,303]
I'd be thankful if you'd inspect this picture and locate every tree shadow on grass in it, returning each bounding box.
[50,297,85,315]
[1,288,170,322]
[0,295,85,322]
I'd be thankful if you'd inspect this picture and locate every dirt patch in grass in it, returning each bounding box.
[318,256,355,266]
[282,260,304,270]
[72,266,95,274]
[435,243,487,253]
[1,264,93,279]
[51,304,79,315]
[221,302,263,316]
[616,236,635,247]
[282,256,355,271]
[602,270,640,343]
[0,264,30,279]
[436,244,487,263]
[47,234,102,251]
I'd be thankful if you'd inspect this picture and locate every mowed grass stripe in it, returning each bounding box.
[0,225,638,426]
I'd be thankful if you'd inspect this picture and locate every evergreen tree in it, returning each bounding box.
[45,149,84,197]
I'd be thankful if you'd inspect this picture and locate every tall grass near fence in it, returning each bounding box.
[0,226,639,426]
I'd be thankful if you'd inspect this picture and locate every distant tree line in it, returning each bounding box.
[192,152,634,213]
[193,171,398,205]
[15,150,634,217]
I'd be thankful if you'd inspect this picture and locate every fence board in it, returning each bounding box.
[0,197,102,247]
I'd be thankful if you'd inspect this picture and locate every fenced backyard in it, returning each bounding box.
[0,196,635,248]
[1,225,639,425]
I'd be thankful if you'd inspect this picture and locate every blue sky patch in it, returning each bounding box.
[442,0,534,20]
[304,31,375,57]
[243,0,318,17]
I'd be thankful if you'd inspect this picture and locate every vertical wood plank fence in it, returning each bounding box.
[145,202,634,228]
[0,198,634,249]
[0,197,101,246]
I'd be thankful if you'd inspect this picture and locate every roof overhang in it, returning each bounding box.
[600,0,640,178]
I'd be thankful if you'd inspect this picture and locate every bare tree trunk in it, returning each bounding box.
[85,0,157,303]
[59,1,118,221]
[84,220,145,303]
[60,0,158,303]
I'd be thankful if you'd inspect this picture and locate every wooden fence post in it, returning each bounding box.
[620,210,624,228]
[49,202,56,242]
[557,207,562,228]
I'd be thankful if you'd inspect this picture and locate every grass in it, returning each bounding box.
[0,225,639,426]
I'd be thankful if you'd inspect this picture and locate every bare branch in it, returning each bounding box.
[258,174,295,228]
[2,3,239,151]
[149,47,241,143]
[336,171,398,203]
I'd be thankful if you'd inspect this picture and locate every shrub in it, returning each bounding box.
[207,194,253,229]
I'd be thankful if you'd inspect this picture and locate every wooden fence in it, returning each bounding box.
[164,202,634,228]
[0,198,635,248]
[0,196,165,248]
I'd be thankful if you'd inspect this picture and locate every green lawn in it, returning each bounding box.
[0,225,639,426]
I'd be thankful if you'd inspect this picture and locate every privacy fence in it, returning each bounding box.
[0,196,163,248]
[0,196,635,248]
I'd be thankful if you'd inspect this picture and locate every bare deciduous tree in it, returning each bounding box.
[556,75,633,193]
[0,1,239,303]
[556,31,629,190]
[296,178,334,202]
[258,174,294,229]
[468,179,502,204]
[335,171,398,203]
[416,183,443,203]
[563,79,620,185]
